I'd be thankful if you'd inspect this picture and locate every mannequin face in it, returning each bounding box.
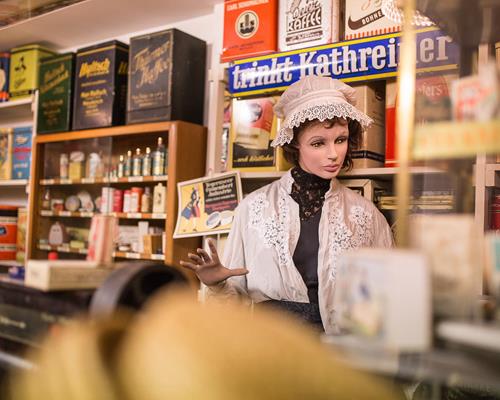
[296,119,349,180]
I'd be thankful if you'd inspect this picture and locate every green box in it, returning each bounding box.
[37,53,75,134]
[9,44,55,100]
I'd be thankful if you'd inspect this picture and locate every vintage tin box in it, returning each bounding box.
[127,29,206,125]
[0,52,9,102]
[73,40,128,130]
[37,53,75,134]
[12,126,32,180]
[221,0,278,62]
[9,44,55,100]
[278,0,343,52]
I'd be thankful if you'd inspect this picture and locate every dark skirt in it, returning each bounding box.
[256,300,324,331]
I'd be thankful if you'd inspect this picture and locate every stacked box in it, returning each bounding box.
[127,29,206,125]
[73,41,129,130]
[0,129,12,180]
[229,96,291,171]
[279,0,343,52]
[38,53,75,134]
[9,44,55,100]
[0,52,9,102]
[12,126,32,180]
[351,81,386,169]
[221,0,278,62]
[344,0,401,40]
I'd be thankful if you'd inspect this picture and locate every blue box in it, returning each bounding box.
[0,52,9,102]
[12,126,32,180]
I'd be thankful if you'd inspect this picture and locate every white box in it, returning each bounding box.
[278,0,342,52]
[26,260,114,291]
[344,0,401,40]
[332,248,431,352]
[338,178,389,202]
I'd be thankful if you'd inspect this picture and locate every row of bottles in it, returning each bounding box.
[117,137,167,178]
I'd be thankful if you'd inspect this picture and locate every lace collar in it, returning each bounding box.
[290,166,331,221]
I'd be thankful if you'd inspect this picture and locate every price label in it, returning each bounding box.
[128,176,143,182]
[79,249,88,254]
[153,175,167,181]
[126,252,141,259]
[152,213,166,219]
[39,244,51,250]
[127,213,142,219]
[59,179,73,184]
[80,212,94,218]
[41,179,55,185]
[59,211,71,216]
[41,210,53,216]
[151,254,165,260]
[81,178,95,184]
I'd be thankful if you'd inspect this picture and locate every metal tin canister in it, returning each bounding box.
[0,206,18,260]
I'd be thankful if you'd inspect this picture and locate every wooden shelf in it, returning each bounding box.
[239,167,446,181]
[113,252,165,261]
[0,180,28,187]
[37,244,88,255]
[40,175,168,185]
[40,210,166,220]
[35,121,196,143]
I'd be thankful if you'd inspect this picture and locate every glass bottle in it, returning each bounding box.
[124,150,132,177]
[140,187,152,213]
[132,148,142,177]
[152,137,166,176]
[117,155,125,178]
[142,147,152,176]
[42,188,51,210]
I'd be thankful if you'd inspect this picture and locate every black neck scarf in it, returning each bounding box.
[290,166,331,221]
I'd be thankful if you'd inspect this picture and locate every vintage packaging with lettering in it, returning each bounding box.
[0,128,12,180]
[278,0,343,52]
[222,0,278,62]
[344,0,401,40]
[12,126,32,180]
[0,52,9,102]
[37,53,75,134]
[127,29,206,125]
[73,41,129,130]
[9,44,55,100]
[229,96,292,171]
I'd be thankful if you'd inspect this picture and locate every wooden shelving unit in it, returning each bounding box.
[28,121,206,281]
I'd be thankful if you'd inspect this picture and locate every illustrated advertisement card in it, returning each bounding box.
[174,172,242,238]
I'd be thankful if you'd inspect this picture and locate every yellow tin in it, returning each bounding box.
[9,44,56,100]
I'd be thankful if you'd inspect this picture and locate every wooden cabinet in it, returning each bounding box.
[27,121,206,281]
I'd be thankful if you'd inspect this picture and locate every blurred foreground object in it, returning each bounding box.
[10,290,404,400]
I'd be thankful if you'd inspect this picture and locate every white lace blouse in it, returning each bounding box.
[210,170,393,333]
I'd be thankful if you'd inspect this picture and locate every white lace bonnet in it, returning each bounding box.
[271,75,373,147]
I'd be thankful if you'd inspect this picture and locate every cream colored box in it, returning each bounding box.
[344,0,401,40]
[279,0,342,52]
[351,82,385,169]
[26,260,113,291]
[0,128,12,180]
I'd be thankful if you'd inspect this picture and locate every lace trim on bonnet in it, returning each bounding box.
[272,102,373,147]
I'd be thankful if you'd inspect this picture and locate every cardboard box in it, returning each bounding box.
[279,0,343,52]
[37,53,75,134]
[11,126,32,180]
[228,96,292,171]
[221,0,278,62]
[16,207,27,264]
[0,128,12,180]
[351,81,385,169]
[9,44,55,100]
[73,40,129,130]
[25,260,113,291]
[0,52,9,102]
[344,0,401,40]
[127,29,206,125]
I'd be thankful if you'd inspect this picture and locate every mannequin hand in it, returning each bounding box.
[180,238,248,286]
